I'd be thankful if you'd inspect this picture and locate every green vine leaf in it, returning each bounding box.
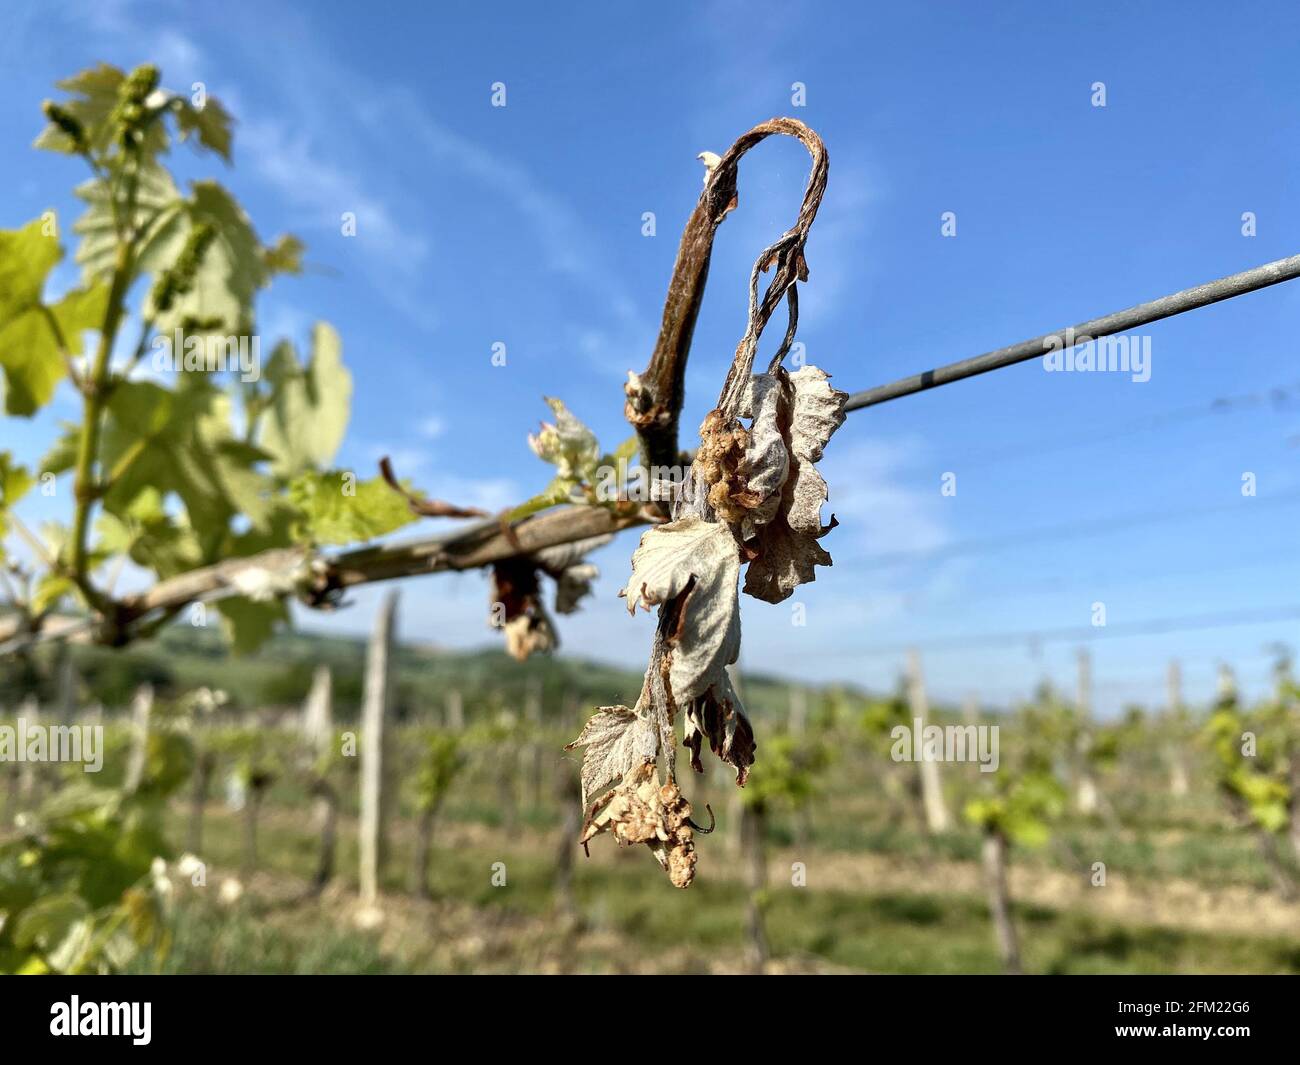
[30,572,76,614]
[72,162,185,284]
[95,487,202,580]
[217,595,290,655]
[0,451,34,510]
[174,95,234,161]
[964,772,1065,848]
[0,218,107,416]
[287,470,419,545]
[0,450,34,559]
[511,396,640,520]
[258,324,352,477]
[261,234,305,276]
[98,381,278,561]
[33,63,129,155]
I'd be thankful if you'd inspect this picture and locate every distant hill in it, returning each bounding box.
[1,618,847,724]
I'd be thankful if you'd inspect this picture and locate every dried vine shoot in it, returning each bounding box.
[569,118,849,886]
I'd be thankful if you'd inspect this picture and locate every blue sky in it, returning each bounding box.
[2,0,1299,714]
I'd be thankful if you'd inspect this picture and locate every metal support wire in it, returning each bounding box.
[845,254,1300,412]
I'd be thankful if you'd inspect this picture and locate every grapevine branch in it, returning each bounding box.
[0,504,650,654]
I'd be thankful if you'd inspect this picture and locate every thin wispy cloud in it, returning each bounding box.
[822,436,951,557]
[237,118,436,330]
[379,89,654,373]
[417,416,446,440]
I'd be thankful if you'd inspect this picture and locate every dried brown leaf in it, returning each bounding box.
[502,611,555,661]
[577,761,697,888]
[683,670,756,786]
[490,559,556,660]
[693,411,753,523]
[741,365,846,603]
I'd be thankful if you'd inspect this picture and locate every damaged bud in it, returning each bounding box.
[695,409,757,524]
[487,532,612,660]
[577,761,698,889]
[489,557,557,661]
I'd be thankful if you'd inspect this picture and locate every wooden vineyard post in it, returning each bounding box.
[496,708,519,834]
[16,695,40,804]
[961,692,981,781]
[242,766,262,878]
[302,665,339,891]
[1166,659,1189,798]
[188,744,215,855]
[788,686,812,848]
[788,686,807,735]
[741,796,770,972]
[981,829,1023,975]
[123,684,154,794]
[554,759,582,925]
[1217,663,1237,703]
[524,678,545,811]
[445,688,465,731]
[1214,661,1292,896]
[1074,648,1099,815]
[908,650,950,833]
[358,591,399,918]
[1286,669,1300,870]
[302,665,333,759]
[1166,658,1182,711]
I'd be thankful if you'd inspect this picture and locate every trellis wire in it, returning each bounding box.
[844,254,1300,411]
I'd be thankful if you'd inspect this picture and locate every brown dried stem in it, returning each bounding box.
[626,117,828,471]
[379,455,489,519]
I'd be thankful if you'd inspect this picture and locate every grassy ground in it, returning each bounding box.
[11,661,1295,974]
[137,800,1300,975]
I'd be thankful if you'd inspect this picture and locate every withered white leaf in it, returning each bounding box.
[738,372,789,535]
[622,516,740,704]
[623,516,733,612]
[490,558,559,661]
[787,365,845,461]
[503,610,556,661]
[742,365,847,604]
[553,562,599,615]
[534,532,612,575]
[565,704,659,807]
[536,532,612,616]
